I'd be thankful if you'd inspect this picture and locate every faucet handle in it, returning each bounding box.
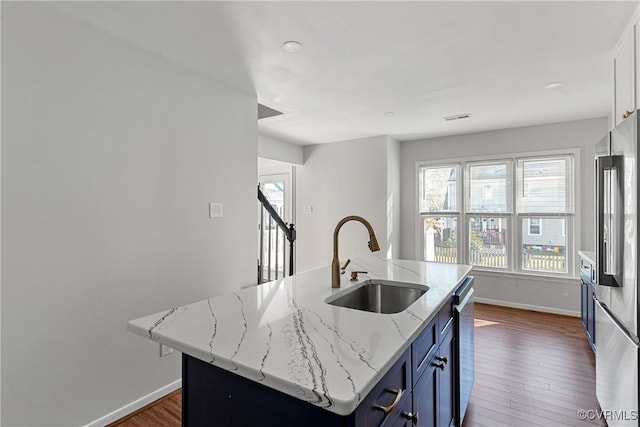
[350,271,367,281]
[341,258,351,272]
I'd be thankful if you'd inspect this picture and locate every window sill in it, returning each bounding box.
[469,267,580,284]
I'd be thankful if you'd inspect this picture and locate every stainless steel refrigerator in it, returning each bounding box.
[595,110,640,426]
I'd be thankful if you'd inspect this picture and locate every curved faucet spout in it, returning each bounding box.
[331,216,381,288]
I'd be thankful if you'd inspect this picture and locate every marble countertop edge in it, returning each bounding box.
[578,250,596,266]
[127,257,473,416]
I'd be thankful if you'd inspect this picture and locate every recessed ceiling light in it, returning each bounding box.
[545,81,563,89]
[282,41,302,53]
[384,112,395,117]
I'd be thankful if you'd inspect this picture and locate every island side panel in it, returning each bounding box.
[182,354,354,427]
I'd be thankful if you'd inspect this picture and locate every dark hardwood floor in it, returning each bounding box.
[108,390,181,427]
[109,303,602,427]
[463,303,604,427]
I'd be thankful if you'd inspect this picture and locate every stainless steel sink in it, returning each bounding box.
[325,280,429,314]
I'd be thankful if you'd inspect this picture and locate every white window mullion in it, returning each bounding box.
[460,165,466,265]
[512,159,519,273]
[514,213,522,273]
[461,213,468,265]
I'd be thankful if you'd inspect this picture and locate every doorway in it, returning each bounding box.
[258,159,295,281]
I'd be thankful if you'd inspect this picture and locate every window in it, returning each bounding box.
[517,155,573,274]
[465,160,511,269]
[468,216,508,268]
[423,217,458,263]
[528,218,542,236]
[467,162,510,213]
[418,151,576,277]
[419,165,460,263]
[419,165,459,213]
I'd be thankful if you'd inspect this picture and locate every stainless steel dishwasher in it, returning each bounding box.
[453,276,475,427]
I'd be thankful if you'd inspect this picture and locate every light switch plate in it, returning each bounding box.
[303,205,313,214]
[160,343,173,357]
[209,203,223,218]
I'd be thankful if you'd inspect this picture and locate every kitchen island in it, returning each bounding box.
[128,257,473,426]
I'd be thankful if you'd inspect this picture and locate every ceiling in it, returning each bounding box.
[49,1,637,145]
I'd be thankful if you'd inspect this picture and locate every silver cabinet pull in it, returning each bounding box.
[374,388,404,414]
[433,361,445,370]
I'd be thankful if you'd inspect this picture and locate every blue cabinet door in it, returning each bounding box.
[385,398,415,427]
[437,328,455,427]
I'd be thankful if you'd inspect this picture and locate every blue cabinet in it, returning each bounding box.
[387,398,415,427]
[409,303,455,427]
[580,257,596,353]
[182,354,351,427]
[182,298,459,427]
[411,356,436,427]
[355,349,412,427]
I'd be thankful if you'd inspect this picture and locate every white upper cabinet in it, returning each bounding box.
[614,31,635,126]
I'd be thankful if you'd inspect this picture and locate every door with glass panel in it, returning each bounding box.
[258,173,292,282]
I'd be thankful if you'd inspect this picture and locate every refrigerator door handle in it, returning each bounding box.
[596,155,624,287]
[593,294,639,348]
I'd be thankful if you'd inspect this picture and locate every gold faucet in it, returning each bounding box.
[331,216,381,288]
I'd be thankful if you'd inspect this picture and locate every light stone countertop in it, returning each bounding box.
[578,250,596,266]
[128,257,473,415]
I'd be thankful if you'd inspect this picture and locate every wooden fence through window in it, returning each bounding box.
[431,247,566,272]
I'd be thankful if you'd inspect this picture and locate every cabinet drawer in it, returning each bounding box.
[356,347,411,427]
[412,316,438,387]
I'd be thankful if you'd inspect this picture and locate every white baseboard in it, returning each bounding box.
[475,297,580,318]
[83,379,181,427]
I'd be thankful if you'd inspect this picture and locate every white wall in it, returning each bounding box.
[258,158,295,177]
[295,136,394,273]
[0,3,3,423]
[263,135,400,274]
[387,137,401,259]
[2,3,257,426]
[400,118,607,314]
[258,132,304,165]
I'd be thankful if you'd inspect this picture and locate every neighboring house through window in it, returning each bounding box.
[418,149,576,276]
[528,218,542,236]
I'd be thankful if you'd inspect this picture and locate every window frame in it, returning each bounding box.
[416,148,580,279]
[418,164,462,263]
